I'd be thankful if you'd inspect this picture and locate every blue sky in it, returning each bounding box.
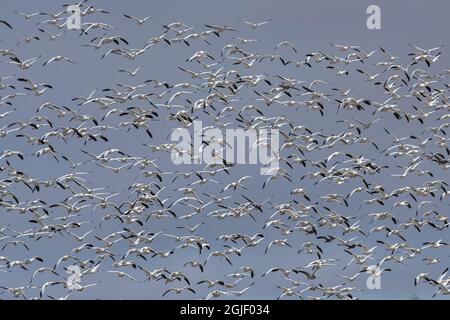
[0,0,449,299]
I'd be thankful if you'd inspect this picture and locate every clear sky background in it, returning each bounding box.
[0,0,449,299]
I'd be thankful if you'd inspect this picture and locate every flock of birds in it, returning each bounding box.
[0,1,450,300]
